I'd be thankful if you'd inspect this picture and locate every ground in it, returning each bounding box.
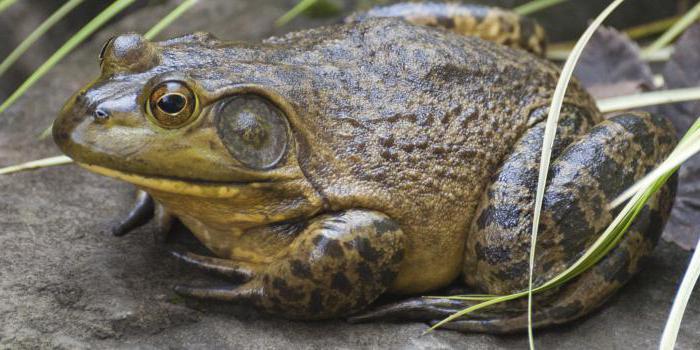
[1,1,699,349]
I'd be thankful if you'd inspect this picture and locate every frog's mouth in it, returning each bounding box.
[79,163,247,198]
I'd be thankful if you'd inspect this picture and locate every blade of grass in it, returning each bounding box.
[0,155,73,175]
[625,15,680,40]
[513,0,568,16]
[0,0,17,14]
[597,87,700,113]
[144,0,198,40]
[644,1,700,55]
[523,1,626,347]
[659,236,700,350]
[429,0,629,343]
[0,0,136,115]
[275,0,319,27]
[0,0,86,78]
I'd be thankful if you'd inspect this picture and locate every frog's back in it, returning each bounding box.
[258,18,599,293]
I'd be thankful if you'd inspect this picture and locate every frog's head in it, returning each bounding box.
[53,33,321,208]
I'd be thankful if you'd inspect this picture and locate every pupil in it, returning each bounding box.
[158,94,186,114]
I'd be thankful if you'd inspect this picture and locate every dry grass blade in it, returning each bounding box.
[660,237,700,350]
[523,0,626,347]
[597,87,700,113]
[430,2,629,345]
[644,1,700,54]
[0,0,85,78]
[0,156,73,175]
[0,0,136,114]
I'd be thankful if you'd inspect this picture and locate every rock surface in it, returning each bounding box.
[1,1,700,349]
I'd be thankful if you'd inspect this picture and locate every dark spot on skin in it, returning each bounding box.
[390,249,404,264]
[272,278,304,301]
[312,236,345,258]
[476,204,522,229]
[290,260,312,279]
[355,237,380,262]
[331,272,352,293]
[493,261,529,281]
[373,218,399,235]
[380,269,398,286]
[435,15,456,29]
[308,289,323,315]
[475,243,512,265]
[379,135,394,147]
[356,262,374,282]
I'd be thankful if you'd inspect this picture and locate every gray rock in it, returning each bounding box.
[1,1,699,349]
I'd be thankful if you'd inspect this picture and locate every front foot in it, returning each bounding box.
[172,210,405,320]
[111,189,176,242]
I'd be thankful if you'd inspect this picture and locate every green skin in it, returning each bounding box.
[53,3,677,333]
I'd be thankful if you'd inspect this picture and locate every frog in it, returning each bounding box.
[52,2,677,333]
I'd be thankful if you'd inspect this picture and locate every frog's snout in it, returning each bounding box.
[53,88,114,164]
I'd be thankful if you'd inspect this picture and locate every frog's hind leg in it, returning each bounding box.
[345,2,546,55]
[174,210,405,320]
[351,112,677,333]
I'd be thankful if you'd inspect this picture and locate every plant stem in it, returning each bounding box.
[275,0,318,27]
[144,0,198,40]
[0,156,73,175]
[0,0,136,114]
[644,1,700,54]
[0,0,86,78]
[660,236,700,350]
[0,0,17,14]
[597,87,700,113]
[514,0,568,16]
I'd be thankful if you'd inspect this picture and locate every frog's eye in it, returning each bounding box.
[146,81,198,129]
[215,95,290,170]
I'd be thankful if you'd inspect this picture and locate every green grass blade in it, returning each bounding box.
[597,87,700,113]
[275,0,319,27]
[144,0,198,40]
[644,1,700,55]
[523,0,626,347]
[0,0,86,78]
[0,155,73,175]
[0,0,136,115]
[514,0,568,16]
[660,237,700,350]
[0,0,17,14]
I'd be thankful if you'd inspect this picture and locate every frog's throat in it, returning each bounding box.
[78,163,242,198]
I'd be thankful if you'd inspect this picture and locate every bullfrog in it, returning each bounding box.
[53,2,677,333]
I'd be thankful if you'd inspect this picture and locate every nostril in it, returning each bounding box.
[93,108,110,122]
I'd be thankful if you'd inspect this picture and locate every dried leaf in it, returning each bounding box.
[574,26,654,99]
[658,23,700,250]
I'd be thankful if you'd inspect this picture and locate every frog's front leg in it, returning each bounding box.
[112,189,175,243]
[174,210,405,320]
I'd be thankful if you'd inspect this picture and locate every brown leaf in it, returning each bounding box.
[574,25,654,99]
[657,23,700,250]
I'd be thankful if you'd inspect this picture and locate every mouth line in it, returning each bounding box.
[78,163,259,198]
